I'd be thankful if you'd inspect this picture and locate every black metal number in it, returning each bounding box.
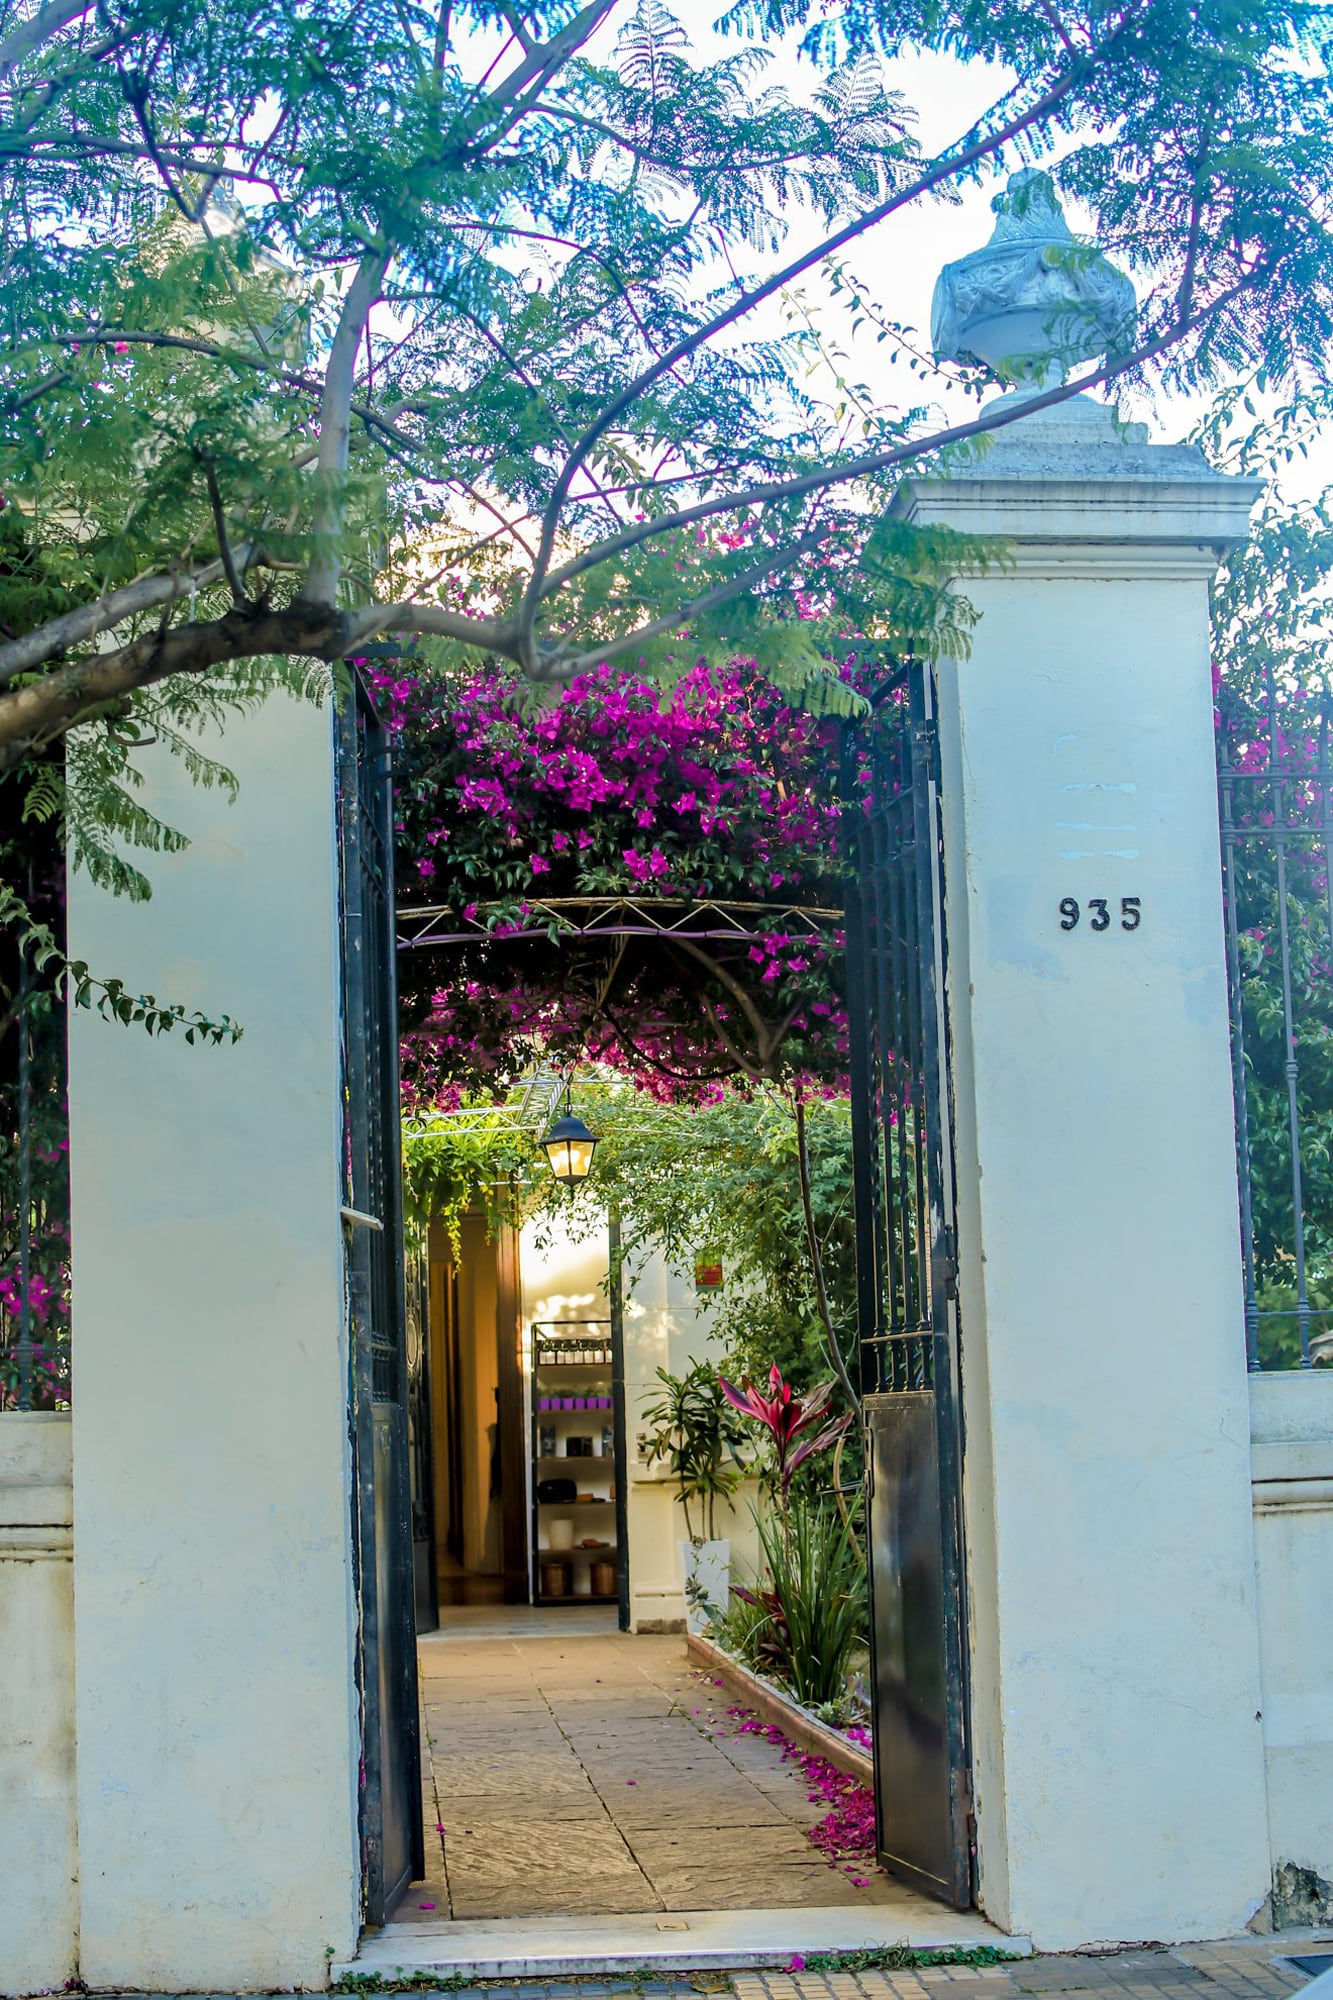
[1061,893,1143,931]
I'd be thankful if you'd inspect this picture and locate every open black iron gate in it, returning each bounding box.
[337,675,425,1925]
[842,661,973,1909]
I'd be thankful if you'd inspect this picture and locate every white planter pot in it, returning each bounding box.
[679,1537,730,1635]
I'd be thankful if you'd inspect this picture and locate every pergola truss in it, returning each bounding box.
[396,895,842,952]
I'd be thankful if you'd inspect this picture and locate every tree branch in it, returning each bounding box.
[0,0,91,76]
[0,601,347,769]
[300,249,391,607]
[201,460,248,605]
[483,0,617,114]
[517,48,1105,646]
[536,274,1267,612]
[794,1092,861,1415]
[349,599,519,652]
[0,269,1266,749]
[0,557,238,688]
[546,530,827,677]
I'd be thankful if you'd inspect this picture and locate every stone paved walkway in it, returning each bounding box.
[411,1624,911,1922]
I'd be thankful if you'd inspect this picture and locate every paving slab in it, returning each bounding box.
[441,1815,659,1916]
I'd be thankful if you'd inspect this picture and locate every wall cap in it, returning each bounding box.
[894,393,1261,559]
[1250,1371,1333,1450]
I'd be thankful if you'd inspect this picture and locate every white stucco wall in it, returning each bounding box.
[1250,1371,1333,1915]
[620,1243,761,1630]
[902,400,1272,1948]
[0,1414,76,1997]
[65,691,362,1991]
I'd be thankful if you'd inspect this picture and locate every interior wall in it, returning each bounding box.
[621,1242,760,1631]
[447,1218,503,1576]
[462,1216,502,1573]
[426,1225,457,1571]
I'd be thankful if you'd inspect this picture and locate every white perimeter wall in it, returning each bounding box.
[0,1415,75,1997]
[6,1381,1331,1985]
[63,691,362,1990]
[1251,1372,1333,1918]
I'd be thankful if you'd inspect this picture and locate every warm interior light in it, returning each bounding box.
[540,1111,597,1185]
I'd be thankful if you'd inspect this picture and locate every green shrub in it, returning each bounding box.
[736,1494,867,1709]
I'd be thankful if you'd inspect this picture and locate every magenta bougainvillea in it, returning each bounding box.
[725,1707,877,1876]
[375,658,856,1104]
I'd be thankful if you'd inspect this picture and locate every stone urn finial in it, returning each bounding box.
[931,168,1136,386]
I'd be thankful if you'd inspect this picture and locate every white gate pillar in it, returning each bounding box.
[897,394,1271,1948]
[66,691,361,1990]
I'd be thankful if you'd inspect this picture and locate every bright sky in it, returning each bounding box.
[333,0,1330,517]
[657,2,1333,508]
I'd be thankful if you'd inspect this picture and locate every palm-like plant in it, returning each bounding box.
[640,1361,748,1543]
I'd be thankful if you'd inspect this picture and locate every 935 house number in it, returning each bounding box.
[1060,896,1142,932]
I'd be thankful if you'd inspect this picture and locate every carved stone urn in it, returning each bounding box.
[931,168,1136,387]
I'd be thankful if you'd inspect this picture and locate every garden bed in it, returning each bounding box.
[686,1629,874,1788]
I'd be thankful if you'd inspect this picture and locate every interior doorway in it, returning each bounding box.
[421,1210,632,1618]
[425,1216,528,1609]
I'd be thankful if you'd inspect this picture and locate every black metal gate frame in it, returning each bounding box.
[337,673,425,1926]
[842,660,973,1910]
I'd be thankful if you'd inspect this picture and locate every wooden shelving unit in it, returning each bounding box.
[530,1320,625,1607]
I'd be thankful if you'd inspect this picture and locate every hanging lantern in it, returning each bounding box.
[540,1109,597,1186]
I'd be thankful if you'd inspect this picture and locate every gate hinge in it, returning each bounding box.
[917,714,940,783]
[954,1765,976,1840]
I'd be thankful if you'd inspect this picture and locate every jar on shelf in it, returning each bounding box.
[540,1559,571,1598]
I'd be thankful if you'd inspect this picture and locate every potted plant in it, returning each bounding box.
[639,1360,748,1633]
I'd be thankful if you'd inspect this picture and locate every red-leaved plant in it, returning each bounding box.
[719,1364,852,1505]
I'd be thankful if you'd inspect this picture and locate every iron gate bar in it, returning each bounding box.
[13,926,33,1409]
[608,1210,631,1633]
[1217,665,1333,1371]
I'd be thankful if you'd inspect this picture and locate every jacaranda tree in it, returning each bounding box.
[0,0,1331,815]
